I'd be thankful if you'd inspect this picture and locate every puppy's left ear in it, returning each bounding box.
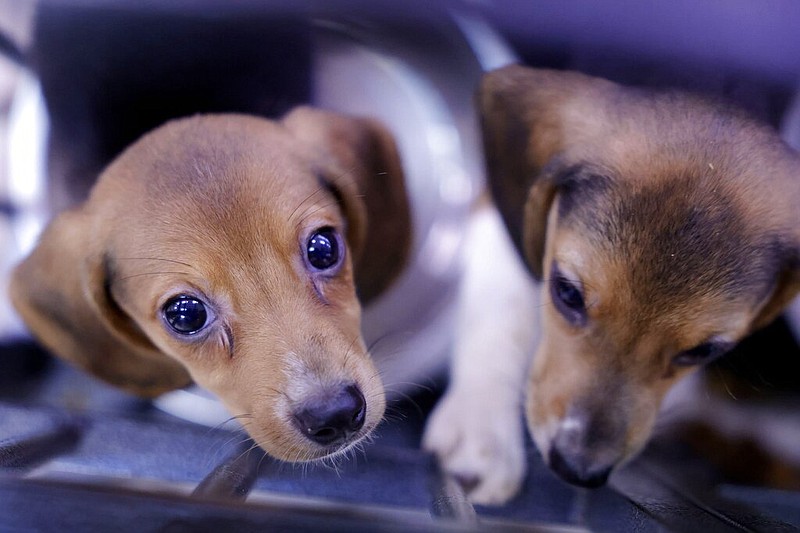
[478,65,616,279]
[282,107,411,303]
[752,248,800,330]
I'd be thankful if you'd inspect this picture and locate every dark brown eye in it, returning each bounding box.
[306,228,341,271]
[163,295,209,335]
[673,341,731,366]
[550,262,587,326]
[554,276,584,312]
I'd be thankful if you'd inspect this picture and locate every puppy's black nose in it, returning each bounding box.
[293,385,366,446]
[548,446,612,488]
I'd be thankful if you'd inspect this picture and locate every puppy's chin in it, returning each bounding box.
[526,412,617,489]
[251,427,374,464]
[526,393,658,488]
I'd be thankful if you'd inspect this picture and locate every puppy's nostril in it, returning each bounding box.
[293,385,366,446]
[349,386,366,431]
[309,427,337,443]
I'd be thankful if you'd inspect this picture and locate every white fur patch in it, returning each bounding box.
[423,205,541,505]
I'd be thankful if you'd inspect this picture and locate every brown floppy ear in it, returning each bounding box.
[282,107,411,304]
[10,209,191,397]
[751,249,800,331]
[478,65,615,279]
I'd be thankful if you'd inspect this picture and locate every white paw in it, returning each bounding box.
[423,387,526,505]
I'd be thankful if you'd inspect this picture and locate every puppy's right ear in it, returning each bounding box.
[478,65,614,279]
[10,209,191,397]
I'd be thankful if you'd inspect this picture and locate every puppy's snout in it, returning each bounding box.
[548,445,612,489]
[546,409,620,488]
[293,384,366,446]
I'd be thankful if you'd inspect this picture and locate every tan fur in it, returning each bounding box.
[480,65,800,486]
[10,107,411,462]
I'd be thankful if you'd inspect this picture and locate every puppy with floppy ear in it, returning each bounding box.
[425,64,800,502]
[11,107,411,462]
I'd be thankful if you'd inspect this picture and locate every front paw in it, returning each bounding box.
[422,388,526,505]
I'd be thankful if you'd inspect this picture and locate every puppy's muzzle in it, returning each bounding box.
[546,407,622,488]
[292,383,366,447]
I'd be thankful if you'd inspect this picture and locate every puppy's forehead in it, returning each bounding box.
[134,115,320,199]
[552,89,795,316]
[105,114,338,227]
[101,115,343,273]
[560,173,781,316]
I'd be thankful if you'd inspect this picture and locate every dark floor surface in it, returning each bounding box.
[1,322,799,532]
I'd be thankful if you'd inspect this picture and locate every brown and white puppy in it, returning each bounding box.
[425,65,800,502]
[10,107,411,463]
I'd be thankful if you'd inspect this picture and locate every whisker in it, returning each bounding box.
[295,201,342,228]
[215,430,254,454]
[383,388,427,420]
[385,379,436,395]
[230,438,261,465]
[366,330,414,360]
[288,185,330,224]
[204,413,255,435]
[115,256,200,273]
[118,270,191,281]
[341,334,362,374]
[381,405,409,424]
[289,168,357,227]
[256,446,272,473]
[711,364,740,400]
[202,424,252,468]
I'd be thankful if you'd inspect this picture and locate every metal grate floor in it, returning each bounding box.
[1,344,799,532]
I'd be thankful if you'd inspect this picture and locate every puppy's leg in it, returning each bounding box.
[423,203,540,505]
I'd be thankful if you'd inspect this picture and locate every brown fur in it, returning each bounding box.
[479,65,800,485]
[10,107,411,462]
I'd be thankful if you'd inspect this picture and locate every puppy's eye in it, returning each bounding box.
[673,341,731,366]
[550,262,586,326]
[306,228,341,271]
[554,277,584,311]
[163,295,210,335]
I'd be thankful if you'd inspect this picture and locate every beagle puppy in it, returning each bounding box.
[10,107,411,463]
[424,65,800,503]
